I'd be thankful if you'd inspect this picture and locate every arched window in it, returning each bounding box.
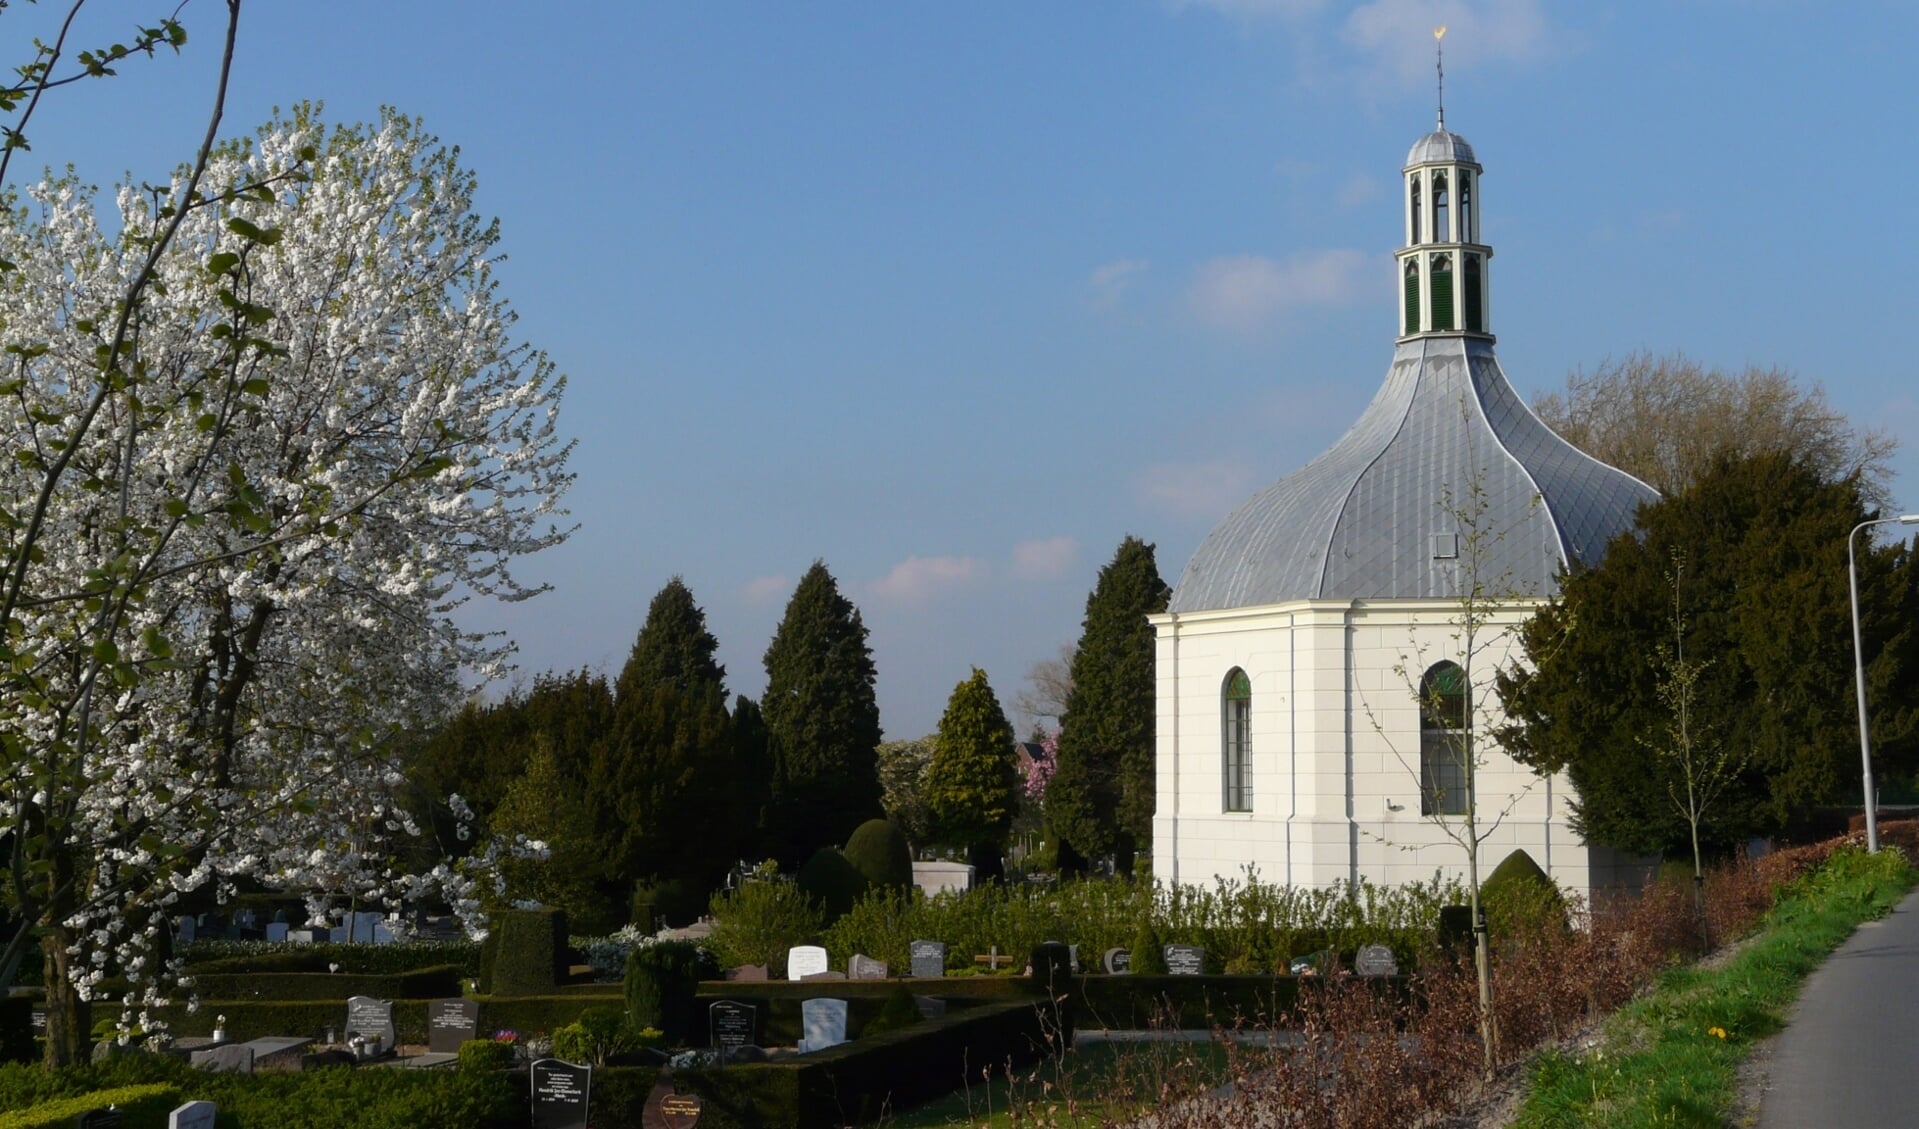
[1430,253,1454,331]
[1458,171,1473,243]
[1432,171,1450,242]
[1222,668,1251,812]
[1420,662,1468,816]
[1464,254,1483,333]
[1410,177,1422,244]
[1403,259,1420,335]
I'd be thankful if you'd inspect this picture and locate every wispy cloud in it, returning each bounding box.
[1137,460,1253,518]
[1343,0,1549,87]
[743,575,790,604]
[1089,259,1149,307]
[1011,537,1079,581]
[1188,249,1372,332]
[869,555,989,604]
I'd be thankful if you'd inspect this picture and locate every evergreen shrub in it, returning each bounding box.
[843,819,913,892]
[624,940,716,1043]
[707,873,823,976]
[0,1083,177,1129]
[1129,920,1168,974]
[796,847,868,922]
[457,1038,515,1072]
[483,908,568,996]
[1480,850,1568,936]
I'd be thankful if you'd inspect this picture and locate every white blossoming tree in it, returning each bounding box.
[0,95,573,1065]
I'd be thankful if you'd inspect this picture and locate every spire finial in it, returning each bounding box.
[1434,25,1447,130]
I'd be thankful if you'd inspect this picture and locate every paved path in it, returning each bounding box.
[1758,885,1919,1128]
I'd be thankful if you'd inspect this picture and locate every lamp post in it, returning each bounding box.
[1848,513,1919,853]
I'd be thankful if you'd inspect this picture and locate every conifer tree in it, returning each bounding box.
[1046,536,1170,874]
[924,668,1018,877]
[762,561,884,864]
[617,576,726,702]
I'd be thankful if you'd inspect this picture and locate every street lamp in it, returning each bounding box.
[1849,513,1919,853]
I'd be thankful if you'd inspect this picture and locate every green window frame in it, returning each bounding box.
[1223,668,1252,812]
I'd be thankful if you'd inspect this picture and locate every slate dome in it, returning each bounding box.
[1406,129,1476,168]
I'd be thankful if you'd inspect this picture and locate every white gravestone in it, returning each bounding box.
[169,1101,217,1129]
[785,945,829,981]
[798,998,848,1054]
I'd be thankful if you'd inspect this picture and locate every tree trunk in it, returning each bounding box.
[39,926,88,1068]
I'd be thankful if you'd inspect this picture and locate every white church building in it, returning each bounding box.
[1150,118,1659,896]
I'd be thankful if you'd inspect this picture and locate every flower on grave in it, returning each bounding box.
[493,1029,521,1045]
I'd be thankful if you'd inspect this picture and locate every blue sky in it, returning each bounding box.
[30,1,1919,737]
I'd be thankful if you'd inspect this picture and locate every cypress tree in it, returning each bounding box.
[924,667,1018,879]
[1047,536,1169,875]
[762,561,883,865]
[617,576,726,703]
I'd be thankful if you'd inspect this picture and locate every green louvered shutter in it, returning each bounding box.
[1431,262,1454,331]
[1464,255,1483,332]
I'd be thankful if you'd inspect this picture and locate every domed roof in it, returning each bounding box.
[1406,129,1476,168]
[1169,338,1657,613]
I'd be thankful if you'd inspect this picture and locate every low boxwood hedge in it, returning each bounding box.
[187,965,462,1002]
[155,992,626,1046]
[184,940,481,978]
[0,1082,178,1129]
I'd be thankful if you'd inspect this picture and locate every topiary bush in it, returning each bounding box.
[1130,920,1168,975]
[0,1083,178,1129]
[483,908,569,996]
[624,940,716,1044]
[843,820,914,892]
[1480,850,1568,937]
[458,1038,516,1073]
[858,985,923,1039]
[796,848,869,923]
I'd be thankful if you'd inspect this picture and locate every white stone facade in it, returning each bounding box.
[1150,597,1649,896]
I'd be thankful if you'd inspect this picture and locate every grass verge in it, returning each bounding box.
[1511,845,1916,1128]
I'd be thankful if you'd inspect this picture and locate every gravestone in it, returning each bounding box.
[708,1000,758,1061]
[1289,949,1333,976]
[913,996,946,1021]
[175,915,195,943]
[800,969,846,981]
[657,1091,703,1129]
[785,945,829,981]
[530,1058,592,1129]
[1164,944,1205,976]
[1031,942,1073,992]
[190,1043,254,1074]
[169,1101,218,1129]
[909,940,947,979]
[264,922,289,943]
[723,963,768,982]
[286,929,314,944]
[1355,944,1399,977]
[848,953,888,980]
[427,997,481,1054]
[1104,947,1131,975]
[30,1005,45,1032]
[239,1036,312,1072]
[345,996,395,1052]
[74,1108,123,1128]
[797,998,848,1054]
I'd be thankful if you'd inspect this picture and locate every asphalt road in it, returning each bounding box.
[1758,885,1919,1128]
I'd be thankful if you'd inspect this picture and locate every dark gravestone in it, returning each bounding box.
[1030,942,1073,993]
[1164,944,1205,976]
[708,1000,758,1060]
[848,953,888,980]
[427,998,480,1054]
[530,1058,592,1129]
[1355,944,1398,977]
[909,940,947,979]
[1104,947,1131,975]
[345,996,394,1054]
[1437,905,1474,953]
[913,996,946,1021]
[723,963,768,982]
[75,1108,123,1128]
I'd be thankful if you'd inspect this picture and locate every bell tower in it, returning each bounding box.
[1397,27,1491,341]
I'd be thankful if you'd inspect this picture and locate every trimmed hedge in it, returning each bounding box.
[0,1082,178,1129]
[187,965,462,1001]
[154,993,626,1045]
[0,997,33,1064]
[184,940,481,978]
[481,909,566,996]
